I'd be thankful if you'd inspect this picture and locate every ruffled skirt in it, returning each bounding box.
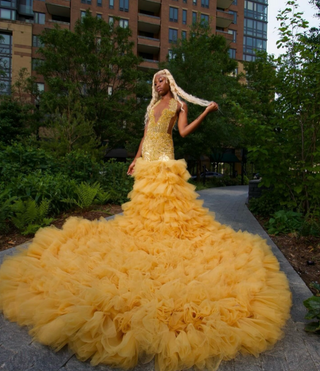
[0,159,291,371]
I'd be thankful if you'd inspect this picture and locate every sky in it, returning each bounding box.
[267,0,319,57]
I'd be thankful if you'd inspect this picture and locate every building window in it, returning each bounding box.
[81,11,86,19]
[232,0,237,4]
[32,35,43,47]
[243,36,266,54]
[81,0,91,3]
[182,9,187,24]
[168,50,175,60]
[37,82,45,92]
[244,19,267,39]
[119,0,129,12]
[0,9,16,20]
[201,14,209,24]
[109,16,114,24]
[228,48,236,59]
[193,0,197,5]
[169,7,178,22]
[192,11,197,23]
[34,12,45,24]
[97,0,102,6]
[183,0,187,3]
[244,1,267,21]
[96,13,102,19]
[108,86,113,95]
[228,10,237,24]
[0,32,12,95]
[169,28,178,43]
[201,0,209,8]
[32,58,44,70]
[109,0,114,8]
[181,30,187,39]
[119,18,128,28]
[228,29,236,43]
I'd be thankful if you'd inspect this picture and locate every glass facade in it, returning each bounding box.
[243,0,268,61]
[0,32,12,95]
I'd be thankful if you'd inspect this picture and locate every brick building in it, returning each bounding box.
[0,0,268,95]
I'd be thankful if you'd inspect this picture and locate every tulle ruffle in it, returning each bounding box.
[0,158,291,371]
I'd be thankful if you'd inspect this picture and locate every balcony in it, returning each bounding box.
[216,29,233,43]
[138,13,160,34]
[216,0,233,10]
[216,10,233,28]
[138,0,161,14]
[139,58,159,70]
[46,1,70,19]
[137,35,160,54]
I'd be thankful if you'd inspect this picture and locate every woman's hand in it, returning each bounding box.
[127,160,136,176]
[205,102,219,113]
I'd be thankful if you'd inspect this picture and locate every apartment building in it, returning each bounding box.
[0,0,268,94]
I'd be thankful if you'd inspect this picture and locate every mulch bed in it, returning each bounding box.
[1,206,319,295]
[255,216,320,295]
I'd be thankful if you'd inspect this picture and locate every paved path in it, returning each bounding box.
[0,186,319,371]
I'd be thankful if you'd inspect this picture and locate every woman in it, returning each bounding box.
[0,70,291,371]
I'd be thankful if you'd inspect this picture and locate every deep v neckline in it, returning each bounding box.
[152,98,175,125]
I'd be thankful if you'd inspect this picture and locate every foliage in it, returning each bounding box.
[163,22,243,178]
[35,11,147,149]
[62,182,109,209]
[0,142,59,182]
[0,96,36,144]
[7,171,78,215]
[266,210,304,235]
[98,160,134,204]
[59,149,104,182]
[248,192,283,217]
[0,189,16,233]
[40,99,103,157]
[304,282,320,333]
[11,198,54,235]
[234,0,320,215]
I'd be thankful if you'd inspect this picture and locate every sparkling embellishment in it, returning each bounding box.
[142,99,177,162]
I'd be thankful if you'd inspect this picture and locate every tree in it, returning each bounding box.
[163,22,243,176]
[36,11,147,150]
[236,0,320,214]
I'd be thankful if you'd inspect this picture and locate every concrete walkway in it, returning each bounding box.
[0,185,319,371]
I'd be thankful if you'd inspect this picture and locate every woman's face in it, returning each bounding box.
[154,74,170,96]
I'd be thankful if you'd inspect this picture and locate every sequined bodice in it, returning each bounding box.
[142,98,177,161]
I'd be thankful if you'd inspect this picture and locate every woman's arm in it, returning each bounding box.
[177,102,219,138]
[127,123,149,175]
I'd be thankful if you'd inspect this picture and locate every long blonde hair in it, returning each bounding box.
[144,69,212,125]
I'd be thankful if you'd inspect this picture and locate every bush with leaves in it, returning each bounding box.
[11,198,54,235]
[8,171,78,215]
[266,210,304,235]
[62,182,110,210]
[98,160,134,204]
[304,282,320,334]
[0,189,16,233]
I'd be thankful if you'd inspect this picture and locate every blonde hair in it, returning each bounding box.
[144,69,212,125]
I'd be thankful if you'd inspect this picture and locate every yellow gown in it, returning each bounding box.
[0,98,291,371]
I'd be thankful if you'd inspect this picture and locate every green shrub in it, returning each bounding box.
[59,149,104,183]
[0,142,59,182]
[62,182,110,210]
[0,189,16,233]
[98,160,134,204]
[248,192,282,217]
[11,198,54,235]
[266,210,304,235]
[304,283,320,334]
[8,171,78,215]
